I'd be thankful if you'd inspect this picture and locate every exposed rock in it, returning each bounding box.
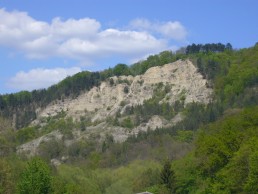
[36,59,211,122]
[17,131,63,156]
[18,59,212,157]
[51,158,61,166]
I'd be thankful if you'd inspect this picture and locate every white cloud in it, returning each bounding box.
[51,17,100,38]
[0,9,48,46]
[97,29,166,55]
[7,67,81,91]
[129,19,187,41]
[0,8,187,62]
[128,18,152,30]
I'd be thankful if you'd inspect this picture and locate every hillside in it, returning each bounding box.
[18,59,211,157]
[37,60,210,121]
[1,42,258,194]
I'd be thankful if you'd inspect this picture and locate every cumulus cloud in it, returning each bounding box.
[129,19,187,41]
[7,67,81,91]
[51,17,100,38]
[0,8,187,61]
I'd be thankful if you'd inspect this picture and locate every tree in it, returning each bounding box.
[123,86,129,93]
[109,78,115,86]
[0,96,5,110]
[160,159,176,192]
[17,158,52,194]
[113,64,130,76]
[225,43,233,51]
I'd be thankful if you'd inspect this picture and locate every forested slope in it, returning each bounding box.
[0,50,183,128]
[1,42,258,193]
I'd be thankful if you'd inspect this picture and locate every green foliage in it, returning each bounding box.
[102,134,114,152]
[57,117,74,139]
[16,126,37,144]
[176,130,194,142]
[113,63,130,76]
[54,165,101,194]
[220,45,258,107]
[0,128,16,156]
[0,159,13,194]
[38,139,64,160]
[15,114,77,149]
[125,83,177,123]
[0,117,11,132]
[186,43,230,54]
[105,179,132,194]
[160,159,176,192]
[101,133,192,167]
[2,42,258,194]
[123,85,129,93]
[67,139,96,159]
[132,167,160,192]
[130,50,183,75]
[51,177,78,194]
[147,184,171,194]
[17,157,52,194]
[52,161,160,194]
[2,42,258,130]
[191,43,258,108]
[98,160,161,193]
[120,117,134,129]
[196,107,258,176]
[109,78,114,86]
[173,106,258,193]
[244,150,258,193]
[173,152,209,194]
[0,71,101,128]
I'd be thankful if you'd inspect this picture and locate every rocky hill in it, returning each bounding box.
[3,43,258,194]
[37,59,211,120]
[17,59,212,157]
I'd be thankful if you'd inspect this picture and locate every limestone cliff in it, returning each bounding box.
[36,59,211,122]
[18,59,212,157]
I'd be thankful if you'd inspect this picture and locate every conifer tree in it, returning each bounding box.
[160,159,176,193]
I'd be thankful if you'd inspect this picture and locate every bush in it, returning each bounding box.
[17,158,52,194]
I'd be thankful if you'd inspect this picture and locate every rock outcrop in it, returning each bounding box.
[37,59,211,122]
[18,59,212,157]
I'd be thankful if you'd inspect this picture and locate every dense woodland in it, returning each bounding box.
[1,42,258,193]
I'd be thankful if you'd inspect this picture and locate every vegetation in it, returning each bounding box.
[160,159,176,192]
[17,158,52,194]
[186,43,232,54]
[0,49,185,128]
[173,106,258,193]
[1,42,258,193]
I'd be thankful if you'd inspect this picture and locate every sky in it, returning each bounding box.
[0,0,257,94]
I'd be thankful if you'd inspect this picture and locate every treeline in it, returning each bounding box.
[0,71,103,128]
[130,50,186,75]
[0,50,184,128]
[4,41,258,130]
[186,43,258,109]
[186,42,233,54]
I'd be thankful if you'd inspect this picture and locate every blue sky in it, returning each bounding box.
[0,0,257,94]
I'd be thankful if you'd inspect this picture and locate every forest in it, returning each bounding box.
[1,42,258,193]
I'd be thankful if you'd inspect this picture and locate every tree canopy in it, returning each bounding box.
[17,158,52,194]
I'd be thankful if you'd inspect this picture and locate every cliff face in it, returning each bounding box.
[36,59,211,121]
[18,59,212,156]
